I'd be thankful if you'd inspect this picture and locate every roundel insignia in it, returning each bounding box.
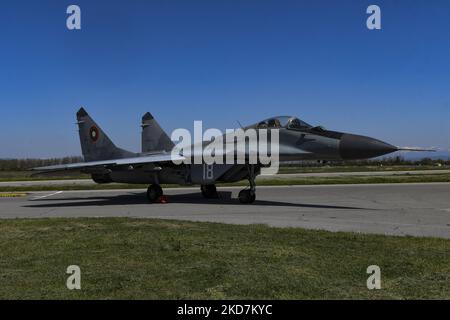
[89,126,99,142]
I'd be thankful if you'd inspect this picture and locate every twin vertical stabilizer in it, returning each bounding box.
[76,108,174,162]
[76,108,135,161]
[141,112,174,153]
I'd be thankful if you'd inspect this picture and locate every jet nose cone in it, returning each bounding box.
[339,134,398,160]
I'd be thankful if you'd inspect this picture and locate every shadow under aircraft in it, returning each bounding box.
[25,191,371,211]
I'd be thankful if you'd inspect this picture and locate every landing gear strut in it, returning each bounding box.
[147,184,163,202]
[201,184,218,199]
[238,165,256,204]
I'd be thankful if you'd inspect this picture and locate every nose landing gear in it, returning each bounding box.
[238,165,256,204]
[147,184,163,202]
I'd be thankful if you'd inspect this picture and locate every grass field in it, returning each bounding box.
[278,165,449,174]
[0,165,448,182]
[1,173,450,193]
[0,218,448,299]
[0,171,88,182]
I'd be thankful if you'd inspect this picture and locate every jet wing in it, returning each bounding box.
[31,154,185,174]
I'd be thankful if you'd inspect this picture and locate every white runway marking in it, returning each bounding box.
[31,191,63,201]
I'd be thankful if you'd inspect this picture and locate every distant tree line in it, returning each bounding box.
[345,156,449,166]
[283,155,450,167]
[0,157,83,171]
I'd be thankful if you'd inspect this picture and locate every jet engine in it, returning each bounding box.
[91,173,113,184]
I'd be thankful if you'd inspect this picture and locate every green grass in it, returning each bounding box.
[255,173,450,185]
[0,171,88,182]
[1,174,450,192]
[0,218,448,299]
[278,165,449,174]
[1,165,448,182]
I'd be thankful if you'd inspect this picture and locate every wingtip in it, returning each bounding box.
[77,107,88,118]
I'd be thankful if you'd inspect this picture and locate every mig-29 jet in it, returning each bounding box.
[33,108,430,204]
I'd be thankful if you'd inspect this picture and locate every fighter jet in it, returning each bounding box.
[33,108,431,204]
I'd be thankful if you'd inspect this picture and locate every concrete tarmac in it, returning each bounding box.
[1,183,450,239]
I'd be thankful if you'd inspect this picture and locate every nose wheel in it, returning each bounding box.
[201,184,218,198]
[238,165,257,204]
[147,184,163,202]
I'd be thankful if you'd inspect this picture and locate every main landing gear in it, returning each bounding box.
[238,165,256,204]
[238,189,255,204]
[147,184,163,202]
[201,184,219,199]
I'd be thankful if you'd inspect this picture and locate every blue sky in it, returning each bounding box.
[1,0,449,158]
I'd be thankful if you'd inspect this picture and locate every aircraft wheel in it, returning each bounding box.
[147,184,163,203]
[201,184,218,198]
[238,189,256,204]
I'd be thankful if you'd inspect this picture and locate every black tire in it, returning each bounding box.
[201,184,218,199]
[238,190,256,204]
[147,184,163,203]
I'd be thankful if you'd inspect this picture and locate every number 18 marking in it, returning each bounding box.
[203,164,214,180]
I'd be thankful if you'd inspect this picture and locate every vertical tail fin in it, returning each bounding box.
[141,112,174,153]
[76,108,135,161]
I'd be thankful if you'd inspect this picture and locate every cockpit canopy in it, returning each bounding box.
[255,116,312,130]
